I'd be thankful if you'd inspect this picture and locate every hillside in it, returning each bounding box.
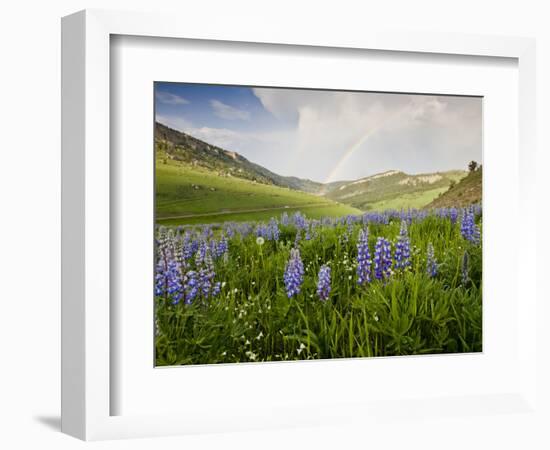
[156,158,361,226]
[156,121,472,215]
[426,168,482,209]
[155,122,322,193]
[325,170,467,211]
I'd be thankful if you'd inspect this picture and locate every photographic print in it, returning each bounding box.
[154,83,482,366]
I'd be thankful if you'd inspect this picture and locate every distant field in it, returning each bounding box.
[156,159,361,225]
[366,187,450,211]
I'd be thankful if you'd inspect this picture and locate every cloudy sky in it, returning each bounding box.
[155,82,482,183]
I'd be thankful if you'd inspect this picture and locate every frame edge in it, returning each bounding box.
[61,9,87,441]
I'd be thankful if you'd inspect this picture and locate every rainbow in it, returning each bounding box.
[323,106,409,184]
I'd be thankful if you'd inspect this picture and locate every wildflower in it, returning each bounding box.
[245,351,257,361]
[181,231,195,261]
[155,228,184,303]
[283,248,304,298]
[426,243,438,278]
[216,234,228,258]
[195,239,208,265]
[197,253,216,297]
[460,209,480,244]
[182,270,199,304]
[374,237,392,281]
[450,207,458,225]
[316,264,331,301]
[356,228,372,285]
[268,217,280,241]
[256,236,265,246]
[256,223,268,239]
[281,212,290,226]
[394,220,411,271]
[293,212,307,230]
[155,257,183,303]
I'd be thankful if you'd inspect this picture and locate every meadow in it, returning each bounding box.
[156,160,361,225]
[155,207,482,366]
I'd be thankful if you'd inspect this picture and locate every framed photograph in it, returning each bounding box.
[62,9,538,441]
[152,82,483,367]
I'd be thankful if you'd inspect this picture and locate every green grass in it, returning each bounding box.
[156,159,361,225]
[367,187,450,211]
[155,214,482,366]
[157,204,361,226]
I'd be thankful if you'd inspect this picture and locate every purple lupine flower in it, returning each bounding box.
[181,232,195,261]
[281,212,290,226]
[224,223,235,239]
[155,228,184,303]
[256,223,268,239]
[394,220,411,271]
[198,252,216,297]
[426,243,438,278]
[450,207,458,225]
[183,270,199,304]
[200,225,213,240]
[216,234,229,258]
[268,217,280,241]
[211,281,221,297]
[283,248,304,298]
[293,212,307,230]
[155,257,183,303]
[316,264,331,301]
[460,209,480,244]
[209,238,218,257]
[195,239,208,265]
[374,237,392,281]
[356,228,372,285]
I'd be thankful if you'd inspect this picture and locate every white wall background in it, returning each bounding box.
[0,1,547,449]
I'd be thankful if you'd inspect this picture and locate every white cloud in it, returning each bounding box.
[158,89,481,183]
[155,114,193,132]
[252,89,481,182]
[210,99,250,121]
[155,91,190,105]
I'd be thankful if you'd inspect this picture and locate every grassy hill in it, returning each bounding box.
[324,170,467,211]
[155,121,475,220]
[156,122,323,193]
[426,167,482,209]
[156,158,361,226]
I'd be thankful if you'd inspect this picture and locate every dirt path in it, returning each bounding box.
[157,202,333,221]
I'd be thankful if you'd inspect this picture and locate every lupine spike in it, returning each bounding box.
[426,243,438,278]
[394,220,411,271]
[316,264,331,301]
[374,237,392,281]
[356,228,372,285]
[283,248,304,298]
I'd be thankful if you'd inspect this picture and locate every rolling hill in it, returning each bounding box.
[324,169,467,211]
[155,122,474,224]
[156,122,323,193]
[426,167,482,209]
[156,157,361,226]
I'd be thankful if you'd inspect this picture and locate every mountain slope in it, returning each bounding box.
[156,121,472,213]
[325,170,467,210]
[156,157,362,226]
[155,122,322,193]
[426,168,482,209]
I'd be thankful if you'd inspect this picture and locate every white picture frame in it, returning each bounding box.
[61,9,538,441]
